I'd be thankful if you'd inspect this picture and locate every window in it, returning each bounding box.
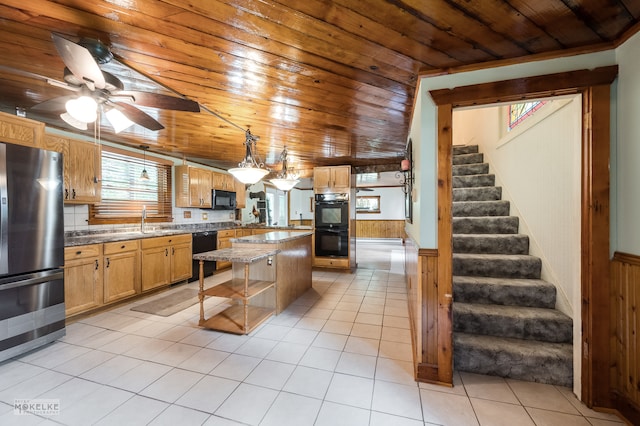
[508,100,546,130]
[89,146,172,224]
[356,196,381,214]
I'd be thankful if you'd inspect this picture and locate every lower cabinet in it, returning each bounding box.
[103,240,140,303]
[64,244,103,317]
[141,234,192,291]
[216,229,236,270]
[64,233,192,317]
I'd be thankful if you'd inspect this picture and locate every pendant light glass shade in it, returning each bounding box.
[140,145,150,181]
[229,130,269,185]
[65,96,98,123]
[105,107,134,133]
[270,148,299,191]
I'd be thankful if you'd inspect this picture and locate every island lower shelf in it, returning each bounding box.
[199,304,274,335]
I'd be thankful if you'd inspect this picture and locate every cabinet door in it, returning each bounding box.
[235,179,246,208]
[331,166,351,191]
[313,167,331,191]
[64,255,102,316]
[0,112,44,148]
[104,251,140,303]
[141,246,171,291]
[188,167,203,207]
[68,139,101,203]
[44,135,72,200]
[200,169,213,208]
[171,242,193,282]
[174,165,190,207]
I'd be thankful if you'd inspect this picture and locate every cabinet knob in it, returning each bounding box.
[76,250,82,255]
[106,258,110,268]
[121,245,125,249]
[72,189,76,199]
[165,248,168,256]
[65,189,69,200]
[95,260,99,270]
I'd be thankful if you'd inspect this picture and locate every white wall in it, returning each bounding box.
[356,187,405,220]
[614,31,640,255]
[289,184,314,222]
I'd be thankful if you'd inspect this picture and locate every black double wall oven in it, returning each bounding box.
[314,193,349,258]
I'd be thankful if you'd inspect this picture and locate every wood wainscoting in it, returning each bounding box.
[610,252,640,424]
[405,237,452,385]
[356,220,407,239]
[289,219,313,227]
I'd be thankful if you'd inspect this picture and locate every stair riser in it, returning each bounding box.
[453,257,541,279]
[453,201,510,217]
[453,235,529,255]
[453,187,502,201]
[453,163,489,176]
[453,174,496,188]
[453,145,479,155]
[453,311,572,343]
[453,217,519,234]
[454,339,572,387]
[453,153,484,165]
[453,281,556,308]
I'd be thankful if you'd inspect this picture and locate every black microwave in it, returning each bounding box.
[211,189,236,210]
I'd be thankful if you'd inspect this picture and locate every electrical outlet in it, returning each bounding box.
[183,211,191,219]
[201,212,208,220]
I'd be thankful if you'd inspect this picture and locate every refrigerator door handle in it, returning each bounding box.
[0,269,64,290]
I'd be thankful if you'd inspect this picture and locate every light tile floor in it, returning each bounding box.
[0,239,627,425]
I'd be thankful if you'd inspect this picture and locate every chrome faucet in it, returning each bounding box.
[141,205,147,233]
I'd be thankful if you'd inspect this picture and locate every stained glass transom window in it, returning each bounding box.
[508,101,546,130]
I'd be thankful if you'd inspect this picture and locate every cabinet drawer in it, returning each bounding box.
[65,244,102,261]
[218,229,235,238]
[141,234,191,249]
[218,239,232,249]
[104,239,140,255]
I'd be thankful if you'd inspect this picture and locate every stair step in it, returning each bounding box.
[453,276,556,308]
[453,153,484,165]
[453,186,502,201]
[453,163,489,176]
[453,253,541,279]
[453,332,573,387]
[453,174,496,188]
[453,200,510,217]
[453,145,479,156]
[453,302,572,343]
[453,216,519,234]
[453,234,529,255]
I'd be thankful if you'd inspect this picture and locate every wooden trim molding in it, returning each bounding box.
[613,251,640,266]
[429,66,618,108]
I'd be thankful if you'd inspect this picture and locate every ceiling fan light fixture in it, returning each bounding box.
[229,130,269,185]
[105,107,134,133]
[60,112,88,130]
[65,96,97,123]
[270,147,299,191]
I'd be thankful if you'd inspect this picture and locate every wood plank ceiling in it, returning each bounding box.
[0,1,638,176]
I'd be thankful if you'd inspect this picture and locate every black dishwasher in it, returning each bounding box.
[190,230,217,282]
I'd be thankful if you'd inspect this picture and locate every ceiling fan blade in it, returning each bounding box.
[31,95,75,113]
[51,33,106,91]
[116,91,200,112]
[112,102,165,131]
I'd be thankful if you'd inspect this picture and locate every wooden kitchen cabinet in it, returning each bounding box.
[213,172,235,191]
[313,165,351,193]
[64,244,103,316]
[141,234,192,291]
[235,179,246,208]
[103,240,140,303]
[175,165,213,208]
[43,134,101,203]
[216,229,236,270]
[0,111,44,149]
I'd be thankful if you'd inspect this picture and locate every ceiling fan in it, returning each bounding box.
[31,33,200,132]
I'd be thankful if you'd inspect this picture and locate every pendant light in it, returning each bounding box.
[270,147,299,191]
[140,145,150,181]
[228,130,269,185]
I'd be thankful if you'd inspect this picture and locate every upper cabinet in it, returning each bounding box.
[43,134,101,204]
[314,165,351,193]
[213,172,235,191]
[175,165,212,208]
[0,111,44,149]
[235,179,246,208]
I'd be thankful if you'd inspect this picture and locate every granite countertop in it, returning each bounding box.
[65,229,194,247]
[193,247,279,263]
[232,230,313,244]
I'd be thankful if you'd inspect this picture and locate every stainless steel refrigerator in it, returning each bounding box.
[0,142,65,362]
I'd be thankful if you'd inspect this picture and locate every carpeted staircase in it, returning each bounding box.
[452,145,573,387]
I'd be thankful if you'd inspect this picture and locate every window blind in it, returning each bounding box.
[89,147,172,224]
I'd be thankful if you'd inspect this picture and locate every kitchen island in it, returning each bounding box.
[231,231,313,314]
